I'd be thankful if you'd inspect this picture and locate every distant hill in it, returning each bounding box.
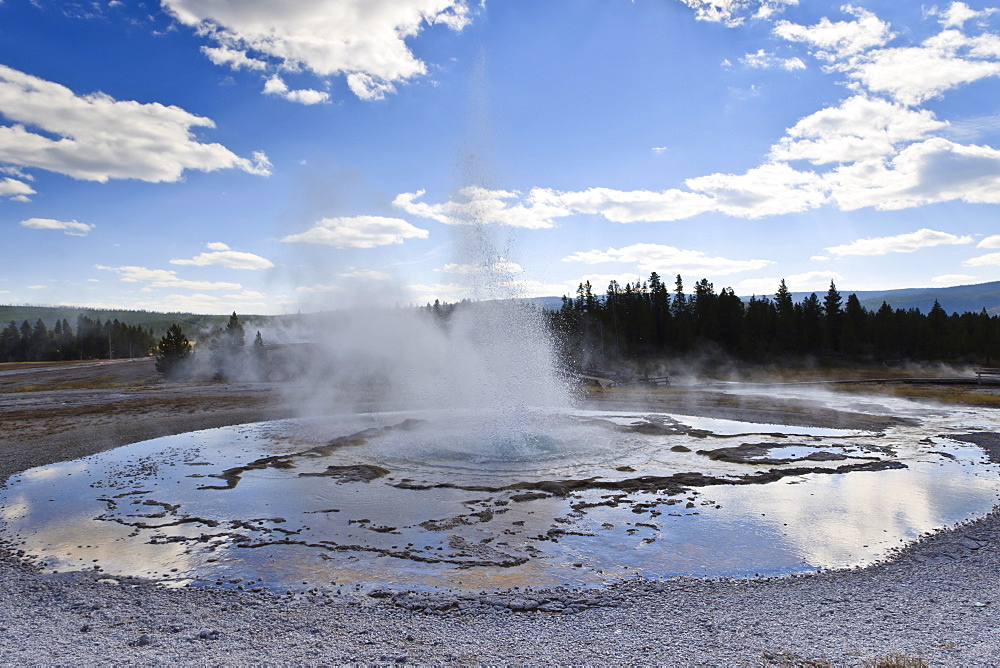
[785,280,1000,316]
[523,280,1000,316]
[0,305,278,337]
[8,279,1000,334]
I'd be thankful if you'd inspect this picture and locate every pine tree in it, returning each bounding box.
[823,281,843,352]
[773,279,795,353]
[155,324,192,378]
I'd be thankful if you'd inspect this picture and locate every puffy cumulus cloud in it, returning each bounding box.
[741,49,806,70]
[170,242,275,270]
[540,186,714,223]
[932,273,978,284]
[774,6,894,61]
[202,45,268,70]
[399,165,824,226]
[394,187,571,229]
[736,270,843,295]
[562,243,773,275]
[262,75,329,105]
[933,1,998,29]
[442,259,524,275]
[769,96,946,165]
[346,73,398,101]
[676,0,797,26]
[96,265,242,290]
[843,33,1000,106]
[682,163,827,218]
[280,215,429,248]
[0,176,35,201]
[964,251,1000,266]
[338,268,392,280]
[978,234,1000,248]
[774,6,1000,106]
[163,0,472,100]
[826,137,1000,210]
[0,66,270,184]
[825,228,974,256]
[19,217,94,236]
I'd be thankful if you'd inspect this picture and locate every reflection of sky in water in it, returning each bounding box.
[1,404,999,593]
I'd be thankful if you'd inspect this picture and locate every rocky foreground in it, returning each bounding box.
[0,360,998,665]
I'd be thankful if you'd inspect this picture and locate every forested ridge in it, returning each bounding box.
[0,316,156,362]
[5,273,1000,366]
[549,274,1000,367]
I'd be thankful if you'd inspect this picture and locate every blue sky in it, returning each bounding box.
[3,0,1000,314]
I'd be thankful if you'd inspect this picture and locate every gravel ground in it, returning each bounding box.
[1,361,998,665]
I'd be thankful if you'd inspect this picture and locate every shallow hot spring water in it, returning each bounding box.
[2,391,999,594]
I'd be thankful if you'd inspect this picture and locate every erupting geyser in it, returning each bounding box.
[3,187,1000,595]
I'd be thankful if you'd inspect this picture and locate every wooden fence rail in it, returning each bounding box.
[975,367,1000,385]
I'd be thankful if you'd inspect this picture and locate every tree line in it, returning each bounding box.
[0,315,156,363]
[155,312,267,381]
[550,274,1000,367]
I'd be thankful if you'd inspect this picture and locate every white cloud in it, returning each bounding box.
[964,251,1000,266]
[934,2,998,29]
[978,234,1000,248]
[562,243,773,275]
[741,49,806,71]
[400,164,824,227]
[931,273,977,284]
[295,283,344,294]
[501,278,575,299]
[202,45,267,71]
[346,73,397,101]
[394,186,571,229]
[338,268,392,280]
[568,273,645,292]
[281,215,429,248]
[826,138,1000,210]
[774,6,894,61]
[541,186,713,223]
[0,176,35,201]
[405,281,468,303]
[683,162,828,218]
[143,292,267,314]
[170,243,275,270]
[769,96,947,165]
[96,265,242,290]
[164,0,473,100]
[842,34,1000,106]
[825,228,974,256]
[224,289,267,300]
[677,0,797,26]
[736,270,843,295]
[810,255,832,261]
[262,75,329,105]
[19,217,94,236]
[0,65,270,183]
[442,259,524,275]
